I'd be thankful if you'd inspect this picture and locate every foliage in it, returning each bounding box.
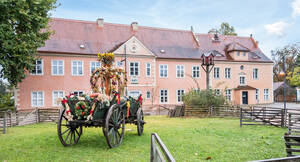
[208,22,237,36]
[0,80,14,111]
[0,80,6,95]
[0,116,286,161]
[272,44,300,82]
[0,0,57,86]
[287,66,300,87]
[183,90,226,108]
[0,92,14,111]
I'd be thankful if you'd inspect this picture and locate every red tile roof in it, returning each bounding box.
[226,42,250,52]
[38,18,272,63]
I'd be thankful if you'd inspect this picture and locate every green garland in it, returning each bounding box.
[74,101,91,120]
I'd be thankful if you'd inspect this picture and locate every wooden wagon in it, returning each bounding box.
[57,52,145,148]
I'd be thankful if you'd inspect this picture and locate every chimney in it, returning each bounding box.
[97,18,104,28]
[131,22,138,31]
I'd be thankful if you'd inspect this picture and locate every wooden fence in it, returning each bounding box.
[240,107,285,127]
[184,106,240,118]
[0,108,61,134]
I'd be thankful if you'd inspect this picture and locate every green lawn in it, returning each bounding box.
[0,116,287,162]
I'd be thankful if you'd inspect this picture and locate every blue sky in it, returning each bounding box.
[52,0,300,58]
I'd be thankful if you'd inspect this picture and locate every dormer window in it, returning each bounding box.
[243,52,246,56]
[237,51,240,56]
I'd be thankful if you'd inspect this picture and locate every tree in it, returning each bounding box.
[208,22,237,36]
[287,56,300,87]
[0,0,57,86]
[272,44,300,82]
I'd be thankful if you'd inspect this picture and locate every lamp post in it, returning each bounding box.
[201,52,215,90]
[279,54,287,126]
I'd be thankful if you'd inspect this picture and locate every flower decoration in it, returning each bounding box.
[74,101,91,120]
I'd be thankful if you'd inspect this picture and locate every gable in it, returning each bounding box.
[113,36,155,57]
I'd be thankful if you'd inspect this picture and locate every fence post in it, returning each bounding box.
[36,108,39,123]
[263,107,266,125]
[3,112,6,134]
[281,109,284,127]
[240,107,242,127]
[288,113,292,134]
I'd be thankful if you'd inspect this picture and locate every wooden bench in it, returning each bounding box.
[284,112,300,157]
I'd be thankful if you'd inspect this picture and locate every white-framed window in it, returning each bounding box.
[160,89,168,103]
[146,62,151,77]
[256,89,259,101]
[146,91,151,99]
[243,52,246,56]
[215,89,221,95]
[253,68,258,79]
[159,64,168,78]
[72,61,83,76]
[129,91,141,98]
[264,89,269,100]
[225,68,231,79]
[240,76,246,85]
[30,59,43,75]
[129,62,139,76]
[193,88,200,93]
[177,89,185,103]
[31,91,44,107]
[51,60,64,75]
[73,91,84,96]
[237,51,240,56]
[225,89,232,101]
[192,66,200,78]
[90,61,101,74]
[52,91,64,106]
[116,61,123,67]
[214,67,220,78]
[176,65,184,78]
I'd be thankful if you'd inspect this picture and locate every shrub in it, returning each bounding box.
[0,93,14,111]
[183,89,225,108]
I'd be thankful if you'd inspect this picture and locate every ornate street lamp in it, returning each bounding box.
[201,52,215,90]
[279,54,287,126]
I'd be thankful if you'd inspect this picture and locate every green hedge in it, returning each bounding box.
[183,89,225,108]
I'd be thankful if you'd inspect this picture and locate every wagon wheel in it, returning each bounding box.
[57,109,82,146]
[137,108,144,136]
[103,104,125,148]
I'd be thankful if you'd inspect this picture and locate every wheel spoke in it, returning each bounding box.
[75,129,80,137]
[61,128,70,135]
[62,115,68,121]
[113,109,118,123]
[65,130,71,143]
[73,131,76,143]
[70,131,73,144]
[113,130,116,145]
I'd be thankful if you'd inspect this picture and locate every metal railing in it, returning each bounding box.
[150,133,175,162]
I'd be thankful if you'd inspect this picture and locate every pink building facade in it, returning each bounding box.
[15,18,273,110]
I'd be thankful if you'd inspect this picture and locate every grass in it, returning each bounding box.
[0,116,287,162]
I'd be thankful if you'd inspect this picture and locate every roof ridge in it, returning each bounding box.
[51,17,192,33]
[51,17,254,39]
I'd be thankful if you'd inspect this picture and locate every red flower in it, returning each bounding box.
[82,112,85,115]
[82,105,85,109]
[76,106,79,109]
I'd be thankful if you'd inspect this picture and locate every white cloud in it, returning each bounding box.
[292,0,300,17]
[264,21,290,37]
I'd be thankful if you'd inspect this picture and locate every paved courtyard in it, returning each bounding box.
[259,102,300,109]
